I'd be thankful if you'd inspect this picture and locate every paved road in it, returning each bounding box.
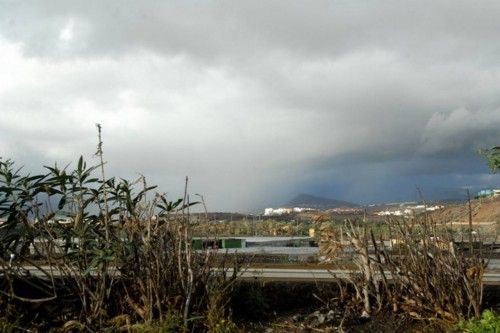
[5,263,500,285]
[235,268,500,285]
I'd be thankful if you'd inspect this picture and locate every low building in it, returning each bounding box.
[478,189,494,198]
[477,189,500,198]
[376,204,443,217]
[426,205,444,211]
[264,208,274,216]
[263,207,294,216]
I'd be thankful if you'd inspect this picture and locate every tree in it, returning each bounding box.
[480,146,500,173]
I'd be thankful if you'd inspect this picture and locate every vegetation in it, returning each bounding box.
[0,126,238,332]
[335,212,491,323]
[456,310,500,333]
[192,218,313,237]
[480,146,500,173]
[0,128,496,331]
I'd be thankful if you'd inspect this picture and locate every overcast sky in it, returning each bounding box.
[1,1,499,211]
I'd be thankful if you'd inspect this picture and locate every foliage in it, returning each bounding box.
[0,131,237,331]
[124,311,183,333]
[205,265,239,333]
[192,218,313,237]
[480,146,500,173]
[0,300,22,333]
[456,310,500,333]
[206,318,237,333]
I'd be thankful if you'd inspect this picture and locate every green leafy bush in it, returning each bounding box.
[456,310,500,332]
[480,146,500,173]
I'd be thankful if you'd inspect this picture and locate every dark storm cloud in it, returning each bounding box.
[0,1,499,211]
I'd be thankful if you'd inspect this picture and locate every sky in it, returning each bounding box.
[0,1,499,212]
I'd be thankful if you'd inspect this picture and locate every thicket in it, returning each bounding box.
[341,212,493,324]
[192,219,312,237]
[0,126,238,332]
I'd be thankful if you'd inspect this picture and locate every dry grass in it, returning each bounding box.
[342,212,491,323]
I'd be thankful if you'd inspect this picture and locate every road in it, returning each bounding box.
[5,260,500,285]
[235,268,500,285]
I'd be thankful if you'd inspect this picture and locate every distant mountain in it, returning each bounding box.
[286,193,359,210]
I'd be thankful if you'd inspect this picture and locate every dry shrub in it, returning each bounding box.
[344,211,490,323]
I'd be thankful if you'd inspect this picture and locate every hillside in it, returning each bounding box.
[430,196,500,224]
[286,193,359,210]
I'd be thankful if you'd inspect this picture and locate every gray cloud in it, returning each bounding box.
[0,1,499,211]
[419,108,500,155]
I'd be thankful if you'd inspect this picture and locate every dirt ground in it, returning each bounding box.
[232,283,500,332]
[230,281,496,332]
[430,196,500,224]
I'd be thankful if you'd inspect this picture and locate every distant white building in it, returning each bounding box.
[477,189,500,198]
[375,205,443,217]
[263,207,301,216]
[425,205,444,211]
[264,208,274,216]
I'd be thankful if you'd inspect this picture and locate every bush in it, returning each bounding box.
[456,310,500,332]
[0,126,238,331]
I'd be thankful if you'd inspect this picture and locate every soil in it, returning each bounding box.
[230,281,463,332]
[236,308,450,332]
[430,196,500,224]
